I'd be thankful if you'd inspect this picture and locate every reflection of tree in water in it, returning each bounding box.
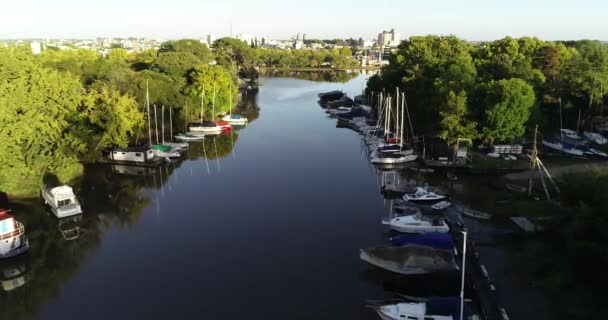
[186,133,239,160]
[0,164,154,319]
[260,70,359,83]
[235,90,260,122]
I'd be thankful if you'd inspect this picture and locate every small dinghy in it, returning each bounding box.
[360,245,458,275]
[382,214,450,234]
[390,232,455,251]
[403,187,447,203]
[459,208,492,220]
[431,201,452,210]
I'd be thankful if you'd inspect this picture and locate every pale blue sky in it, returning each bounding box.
[2,0,606,40]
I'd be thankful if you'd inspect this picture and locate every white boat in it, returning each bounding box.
[560,129,583,140]
[360,245,457,275]
[0,210,29,259]
[151,149,181,159]
[109,147,159,165]
[382,213,450,233]
[403,187,447,203]
[175,133,206,141]
[189,122,222,135]
[222,114,248,125]
[431,201,452,210]
[589,148,608,157]
[41,185,83,218]
[370,301,454,320]
[542,138,563,151]
[584,131,607,145]
[371,151,418,164]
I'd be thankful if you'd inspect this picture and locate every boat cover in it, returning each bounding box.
[391,233,454,251]
[48,186,75,199]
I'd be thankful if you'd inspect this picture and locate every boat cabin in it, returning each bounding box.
[0,210,29,259]
[110,147,155,163]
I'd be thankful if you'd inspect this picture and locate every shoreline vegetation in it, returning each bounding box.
[257,66,381,72]
[365,35,608,319]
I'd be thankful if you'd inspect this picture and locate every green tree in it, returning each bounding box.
[438,91,477,159]
[188,65,238,120]
[479,78,536,144]
[81,86,145,155]
[159,39,212,64]
[153,51,202,79]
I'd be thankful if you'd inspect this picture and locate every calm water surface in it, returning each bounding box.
[2,72,552,320]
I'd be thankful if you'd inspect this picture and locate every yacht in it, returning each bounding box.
[403,187,447,203]
[41,185,83,218]
[382,213,450,233]
[222,114,248,125]
[189,121,222,135]
[368,300,455,320]
[0,209,29,259]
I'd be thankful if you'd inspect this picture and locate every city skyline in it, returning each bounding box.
[3,0,607,41]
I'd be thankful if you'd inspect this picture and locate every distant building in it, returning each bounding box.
[293,40,304,50]
[378,29,400,47]
[302,33,306,41]
[363,39,375,48]
[236,33,254,45]
[30,41,41,55]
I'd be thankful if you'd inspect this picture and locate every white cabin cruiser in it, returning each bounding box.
[41,185,83,218]
[560,129,583,140]
[382,213,450,233]
[403,187,447,203]
[0,210,29,259]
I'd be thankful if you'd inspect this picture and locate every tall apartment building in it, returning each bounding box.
[377,29,400,47]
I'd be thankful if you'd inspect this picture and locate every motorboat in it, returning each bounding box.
[41,185,83,218]
[390,232,455,251]
[431,201,452,210]
[371,151,418,164]
[189,121,222,135]
[588,148,608,157]
[368,298,459,320]
[382,213,450,233]
[403,187,447,203]
[0,209,29,259]
[222,114,248,125]
[584,131,607,145]
[360,245,458,275]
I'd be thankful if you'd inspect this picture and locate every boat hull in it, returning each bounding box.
[360,245,458,275]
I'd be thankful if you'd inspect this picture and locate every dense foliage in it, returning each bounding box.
[367,36,608,148]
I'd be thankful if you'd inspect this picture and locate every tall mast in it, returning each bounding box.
[184,101,188,132]
[229,82,232,116]
[161,105,165,144]
[401,93,405,146]
[154,104,159,144]
[200,85,205,124]
[403,93,414,139]
[212,83,216,120]
[395,87,400,144]
[459,231,467,320]
[146,80,152,146]
[169,107,173,142]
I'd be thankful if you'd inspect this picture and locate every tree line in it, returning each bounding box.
[366,36,608,153]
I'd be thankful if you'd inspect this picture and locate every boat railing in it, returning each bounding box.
[0,221,25,241]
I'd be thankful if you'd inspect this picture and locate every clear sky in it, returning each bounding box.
[2,0,606,40]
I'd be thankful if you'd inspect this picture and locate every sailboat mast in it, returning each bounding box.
[396,87,400,144]
[212,83,216,120]
[185,102,188,132]
[161,105,165,144]
[401,93,405,146]
[154,104,159,144]
[201,85,205,124]
[169,107,173,142]
[146,80,152,146]
[459,231,467,320]
[229,82,232,116]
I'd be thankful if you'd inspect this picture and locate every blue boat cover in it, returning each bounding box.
[426,297,460,317]
[391,232,454,251]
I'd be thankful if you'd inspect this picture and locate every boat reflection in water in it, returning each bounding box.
[57,215,83,241]
[111,164,155,177]
[0,256,30,292]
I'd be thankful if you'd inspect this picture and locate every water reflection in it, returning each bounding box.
[260,70,364,83]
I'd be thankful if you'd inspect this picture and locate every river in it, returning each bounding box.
[0,71,553,320]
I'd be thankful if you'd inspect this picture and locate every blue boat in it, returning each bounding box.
[390,232,454,251]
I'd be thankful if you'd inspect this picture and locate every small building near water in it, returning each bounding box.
[110,147,155,164]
